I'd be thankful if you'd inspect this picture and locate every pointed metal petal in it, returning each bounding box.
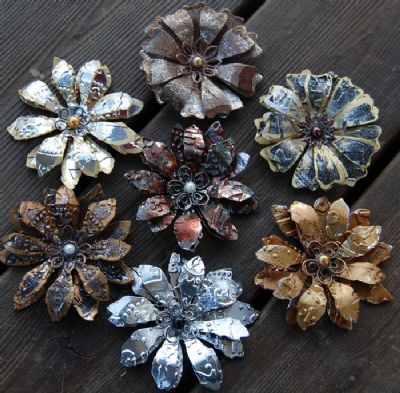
[340,262,385,284]
[89,121,142,146]
[61,144,82,189]
[82,197,116,235]
[194,317,248,340]
[341,225,381,257]
[73,275,99,321]
[136,196,172,221]
[8,116,56,140]
[89,238,131,261]
[91,92,143,120]
[95,260,133,284]
[66,138,100,177]
[203,301,259,326]
[198,333,244,358]
[35,134,67,176]
[76,264,109,301]
[174,211,203,251]
[326,198,350,240]
[3,233,46,256]
[142,139,178,177]
[52,57,78,103]
[328,281,359,325]
[45,271,74,321]
[19,80,61,113]
[290,201,320,242]
[101,220,131,240]
[125,170,165,194]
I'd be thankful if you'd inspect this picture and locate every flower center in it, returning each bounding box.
[318,254,330,268]
[63,242,77,256]
[183,181,197,194]
[301,114,335,145]
[67,116,81,129]
[191,56,204,69]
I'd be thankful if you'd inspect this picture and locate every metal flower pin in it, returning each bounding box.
[0,184,132,321]
[8,58,144,188]
[108,253,259,391]
[255,197,392,330]
[255,70,381,190]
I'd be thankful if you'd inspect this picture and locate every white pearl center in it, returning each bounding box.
[183,181,196,194]
[63,243,76,256]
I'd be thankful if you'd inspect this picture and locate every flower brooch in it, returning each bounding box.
[255,197,392,330]
[141,2,262,118]
[125,122,257,251]
[8,58,143,188]
[1,184,132,321]
[255,70,381,190]
[108,253,259,390]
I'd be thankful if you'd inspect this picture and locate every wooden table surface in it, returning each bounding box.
[1,1,399,392]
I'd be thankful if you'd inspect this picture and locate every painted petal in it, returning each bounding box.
[174,212,203,251]
[76,264,109,301]
[51,57,77,103]
[210,179,253,202]
[198,333,244,358]
[151,340,183,390]
[260,85,305,123]
[273,271,306,300]
[82,198,116,235]
[199,202,238,240]
[194,317,249,340]
[326,198,350,239]
[271,205,297,238]
[341,225,381,257]
[89,238,131,261]
[95,260,133,284]
[350,282,393,304]
[0,250,43,267]
[199,5,227,44]
[61,149,82,189]
[19,80,61,113]
[256,235,304,268]
[201,76,233,118]
[17,200,56,236]
[91,92,143,120]
[185,338,222,391]
[45,271,74,321]
[260,139,306,172]
[107,295,157,327]
[295,282,327,329]
[353,242,392,265]
[102,220,131,240]
[8,116,56,140]
[203,301,259,326]
[14,262,52,310]
[3,233,46,256]
[204,138,236,177]
[285,70,311,102]
[214,63,261,96]
[218,26,255,59]
[329,281,359,324]
[333,94,379,128]
[290,201,320,242]
[73,276,99,321]
[292,147,319,191]
[255,112,300,145]
[142,24,181,59]
[313,145,347,190]
[142,139,178,177]
[255,268,291,291]
[88,122,139,148]
[183,125,206,160]
[162,7,194,44]
[125,170,165,194]
[326,77,364,117]
[35,134,67,176]
[121,327,164,367]
[340,262,385,284]
[336,125,381,142]
[136,196,172,221]
[84,137,115,175]
[148,213,176,233]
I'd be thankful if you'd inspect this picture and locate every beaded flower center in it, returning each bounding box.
[300,114,335,146]
[55,105,92,137]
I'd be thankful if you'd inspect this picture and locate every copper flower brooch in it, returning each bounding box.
[141,2,262,118]
[8,58,143,188]
[255,70,381,190]
[125,122,257,251]
[255,197,392,330]
[1,185,132,321]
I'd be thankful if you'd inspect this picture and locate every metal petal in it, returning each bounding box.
[95,260,133,284]
[183,124,206,160]
[292,147,319,191]
[326,198,350,240]
[142,139,178,177]
[149,214,176,233]
[107,295,158,327]
[201,76,233,118]
[18,200,57,236]
[273,271,306,300]
[203,301,259,326]
[121,327,164,367]
[89,238,131,261]
[136,196,172,221]
[19,80,61,113]
[174,212,203,251]
[45,271,74,321]
[255,112,300,145]
[349,282,393,304]
[83,137,115,176]
[199,5,227,44]
[326,290,353,330]
[259,85,305,123]
[8,116,56,140]
[260,139,306,173]
[61,145,82,189]
[352,242,392,265]
[210,179,253,202]
[218,26,255,59]
[328,281,359,324]
[285,69,311,102]
[290,201,320,242]
[26,145,40,169]
[349,208,371,228]
[271,205,298,238]
[204,137,236,177]
[341,225,381,257]
[76,264,109,301]
[51,57,77,103]
[151,340,183,390]
[82,198,116,235]
[199,202,238,240]
[142,23,181,59]
[76,60,111,108]
[125,170,165,194]
[198,333,244,358]
[35,134,67,176]
[3,233,46,256]
[340,262,385,284]
[101,220,131,240]
[73,275,99,320]
[194,317,249,340]
[162,7,194,44]
[13,262,52,310]
[255,268,291,291]
[0,249,43,267]
[185,338,222,391]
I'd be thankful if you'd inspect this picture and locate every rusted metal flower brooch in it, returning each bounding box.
[108,253,259,391]
[255,70,381,190]
[1,184,132,321]
[140,2,262,119]
[255,197,392,330]
[8,58,144,189]
[125,122,257,251]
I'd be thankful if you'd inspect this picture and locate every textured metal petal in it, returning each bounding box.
[218,25,255,59]
[194,317,248,340]
[162,7,194,44]
[174,212,203,251]
[290,201,320,242]
[121,327,164,367]
[136,196,172,221]
[352,242,392,265]
[349,282,393,304]
[3,233,46,256]
[35,134,67,176]
[125,170,165,194]
[183,125,206,160]
[65,138,98,177]
[0,249,43,267]
[86,137,115,175]
[45,271,74,321]
[19,80,61,113]
[142,23,181,59]
[198,334,244,358]
[201,76,233,118]
[107,296,158,327]
[102,220,131,240]
[76,60,111,108]
[151,340,183,390]
[18,200,57,236]
[271,205,298,238]
[340,262,385,284]
[89,238,131,261]
[76,264,109,301]
[328,281,359,324]
[8,116,56,140]
[73,276,99,321]
[185,338,222,391]
[90,92,143,120]
[349,208,370,228]
[95,260,133,284]
[255,268,291,291]
[13,262,52,310]
[260,85,305,123]
[341,225,381,257]
[61,145,82,189]
[260,139,306,173]
[326,198,350,240]
[89,121,142,147]
[273,271,306,300]
[142,139,178,177]
[285,69,311,102]
[292,147,318,191]
[203,301,259,326]
[26,145,40,169]
[148,214,176,233]
[51,57,77,103]
[199,5,227,44]
[210,179,253,202]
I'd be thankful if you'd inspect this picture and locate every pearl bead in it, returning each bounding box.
[318,254,330,267]
[183,181,196,193]
[67,116,81,129]
[192,56,204,68]
[63,243,76,256]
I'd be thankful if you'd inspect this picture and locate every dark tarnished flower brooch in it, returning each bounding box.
[8,58,144,189]
[125,122,257,251]
[255,197,392,330]
[108,253,259,391]
[0,184,133,321]
[255,70,381,190]
[140,2,262,119]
